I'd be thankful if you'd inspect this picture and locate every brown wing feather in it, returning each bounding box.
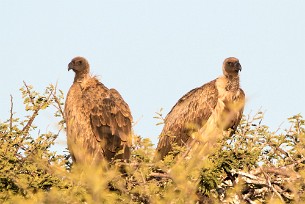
[84,80,132,161]
[156,79,218,160]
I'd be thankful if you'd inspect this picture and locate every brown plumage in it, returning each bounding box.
[64,56,133,165]
[155,57,245,160]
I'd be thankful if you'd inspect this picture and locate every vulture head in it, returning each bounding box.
[68,56,90,74]
[222,57,242,77]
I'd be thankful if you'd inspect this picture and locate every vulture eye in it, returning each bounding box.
[78,61,82,65]
[228,62,232,66]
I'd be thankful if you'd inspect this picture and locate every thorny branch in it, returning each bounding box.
[9,95,13,132]
[51,82,65,121]
[23,81,35,105]
[261,167,285,202]
[21,81,54,137]
[21,108,39,136]
[149,172,171,179]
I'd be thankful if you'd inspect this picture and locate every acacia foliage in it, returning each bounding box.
[0,83,304,204]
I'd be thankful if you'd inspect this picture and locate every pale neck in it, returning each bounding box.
[225,74,240,91]
[74,70,89,83]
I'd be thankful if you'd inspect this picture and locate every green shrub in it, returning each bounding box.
[0,83,304,203]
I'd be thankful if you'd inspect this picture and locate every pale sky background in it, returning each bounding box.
[1,1,304,152]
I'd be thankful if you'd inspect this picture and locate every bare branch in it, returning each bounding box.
[21,109,39,136]
[9,95,13,131]
[252,167,297,178]
[235,171,266,185]
[21,82,54,139]
[114,162,155,168]
[286,157,305,168]
[132,115,143,127]
[149,172,171,179]
[261,168,285,203]
[52,82,65,121]
[23,81,35,105]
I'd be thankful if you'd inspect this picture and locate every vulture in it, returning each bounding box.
[155,57,245,160]
[64,56,133,165]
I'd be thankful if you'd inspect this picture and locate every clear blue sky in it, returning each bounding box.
[1,1,304,152]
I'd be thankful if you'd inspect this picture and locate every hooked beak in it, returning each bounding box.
[235,62,242,72]
[68,62,73,71]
